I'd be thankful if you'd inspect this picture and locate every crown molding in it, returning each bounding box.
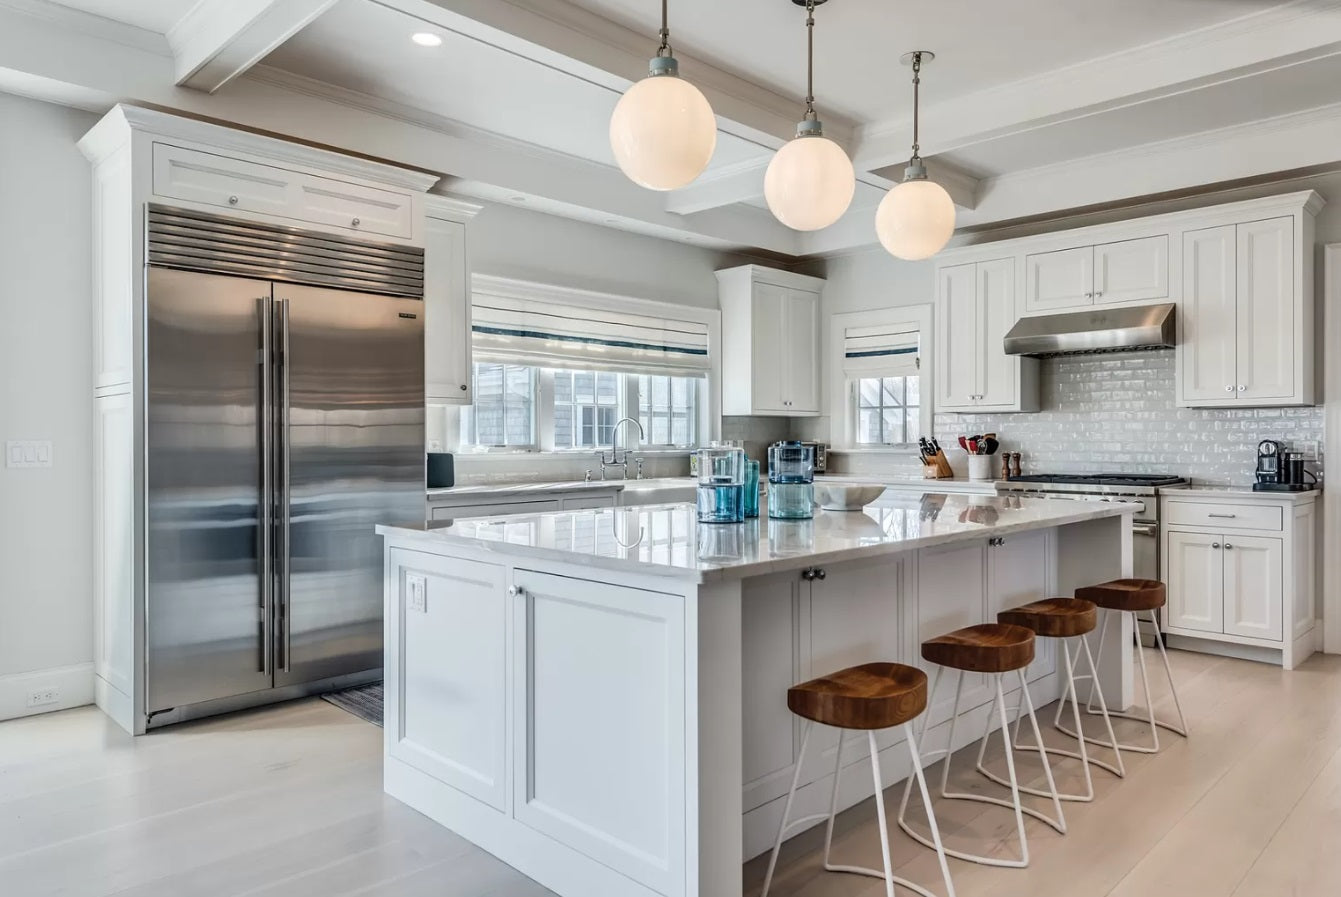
[0,0,169,54]
[426,194,485,221]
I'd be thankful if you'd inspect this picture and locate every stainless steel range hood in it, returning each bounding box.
[1003,303,1176,357]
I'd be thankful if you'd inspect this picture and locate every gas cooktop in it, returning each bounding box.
[1005,473,1188,488]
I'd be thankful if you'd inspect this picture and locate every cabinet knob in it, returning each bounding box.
[228,195,239,205]
[1085,291,1094,299]
[1212,543,1221,549]
[1237,385,1246,392]
[1094,291,1103,298]
[351,217,361,227]
[1224,543,1234,550]
[1225,385,1234,392]
[460,384,468,391]
[507,585,524,597]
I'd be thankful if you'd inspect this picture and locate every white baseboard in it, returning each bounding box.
[0,663,95,721]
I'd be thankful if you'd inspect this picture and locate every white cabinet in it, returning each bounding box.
[1024,236,1168,313]
[424,197,481,404]
[718,266,825,416]
[1161,492,1315,669]
[935,257,1039,412]
[1179,216,1312,407]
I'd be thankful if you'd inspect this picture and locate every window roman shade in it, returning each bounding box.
[472,291,711,378]
[842,323,920,377]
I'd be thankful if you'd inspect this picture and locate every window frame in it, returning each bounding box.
[457,362,540,452]
[826,304,935,452]
[851,374,921,448]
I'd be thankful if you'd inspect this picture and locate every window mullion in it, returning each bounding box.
[537,368,555,452]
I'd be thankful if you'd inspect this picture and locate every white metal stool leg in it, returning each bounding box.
[899,672,1062,868]
[1059,609,1188,754]
[764,718,955,897]
[984,637,1124,800]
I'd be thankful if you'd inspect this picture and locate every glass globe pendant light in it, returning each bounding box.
[764,0,854,231]
[609,0,717,191]
[875,51,956,260]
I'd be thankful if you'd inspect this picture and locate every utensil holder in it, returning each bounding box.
[967,454,995,481]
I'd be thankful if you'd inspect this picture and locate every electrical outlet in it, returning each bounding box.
[6,441,53,469]
[406,574,427,613]
[26,687,60,707]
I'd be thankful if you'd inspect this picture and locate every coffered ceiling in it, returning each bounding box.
[22,0,1341,256]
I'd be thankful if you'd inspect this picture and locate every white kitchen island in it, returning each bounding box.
[377,491,1136,897]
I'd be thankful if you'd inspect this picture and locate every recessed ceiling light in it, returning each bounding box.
[411,32,443,47]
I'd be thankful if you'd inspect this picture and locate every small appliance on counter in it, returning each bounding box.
[768,441,815,519]
[798,441,828,474]
[427,452,455,489]
[1253,439,1317,492]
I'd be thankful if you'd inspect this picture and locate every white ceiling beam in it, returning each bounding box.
[664,160,769,216]
[0,1,802,255]
[168,0,339,94]
[852,0,1341,173]
[373,0,850,151]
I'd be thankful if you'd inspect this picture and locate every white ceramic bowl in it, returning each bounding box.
[814,483,887,511]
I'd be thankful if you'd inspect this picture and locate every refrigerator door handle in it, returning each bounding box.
[278,297,292,674]
[259,297,274,676]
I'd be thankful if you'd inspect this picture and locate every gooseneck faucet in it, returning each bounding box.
[596,417,645,480]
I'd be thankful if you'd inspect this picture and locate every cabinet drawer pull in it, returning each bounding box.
[228,195,239,205]
[351,217,361,227]
[1207,513,1237,519]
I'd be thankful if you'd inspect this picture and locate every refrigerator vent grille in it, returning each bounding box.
[147,204,425,299]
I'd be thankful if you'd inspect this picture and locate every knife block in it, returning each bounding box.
[923,451,955,479]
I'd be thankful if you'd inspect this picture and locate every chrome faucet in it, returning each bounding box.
[596,417,645,480]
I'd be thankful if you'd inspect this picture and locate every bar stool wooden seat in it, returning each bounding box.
[983,598,1125,802]
[1058,578,1189,755]
[898,623,1065,870]
[762,663,956,897]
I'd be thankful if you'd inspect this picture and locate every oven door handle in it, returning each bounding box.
[1132,523,1159,537]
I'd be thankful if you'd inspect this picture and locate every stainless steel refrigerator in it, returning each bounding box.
[142,205,424,726]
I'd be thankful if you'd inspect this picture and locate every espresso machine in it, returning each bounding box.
[1253,439,1316,492]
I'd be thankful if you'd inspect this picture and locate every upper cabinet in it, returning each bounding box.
[718,266,825,417]
[1024,235,1169,313]
[935,258,1040,413]
[424,197,482,405]
[1180,215,1311,407]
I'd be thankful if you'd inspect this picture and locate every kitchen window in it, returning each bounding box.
[457,364,701,452]
[460,363,537,449]
[853,375,920,446]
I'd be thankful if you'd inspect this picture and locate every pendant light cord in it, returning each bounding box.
[910,50,922,161]
[804,0,817,121]
[657,0,672,57]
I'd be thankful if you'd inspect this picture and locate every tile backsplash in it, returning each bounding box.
[831,350,1324,487]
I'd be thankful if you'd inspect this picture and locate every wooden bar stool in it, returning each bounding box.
[897,623,1065,869]
[982,598,1125,802]
[1059,578,1189,754]
[761,662,956,897]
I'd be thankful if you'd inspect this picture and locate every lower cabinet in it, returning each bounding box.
[1161,494,1314,668]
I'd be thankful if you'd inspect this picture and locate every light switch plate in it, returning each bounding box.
[406,574,427,613]
[6,441,53,469]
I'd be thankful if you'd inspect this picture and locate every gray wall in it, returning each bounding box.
[0,93,98,715]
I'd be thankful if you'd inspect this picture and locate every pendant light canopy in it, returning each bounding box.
[764,0,855,231]
[609,0,717,191]
[875,51,956,260]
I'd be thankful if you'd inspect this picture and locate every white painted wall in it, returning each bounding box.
[0,93,99,719]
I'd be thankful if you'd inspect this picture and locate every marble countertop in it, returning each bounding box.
[428,480,628,501]
[1162,484,1321,499]
[429,474,999,503]
[381,492,1136,583]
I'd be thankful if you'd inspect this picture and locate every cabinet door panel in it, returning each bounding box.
[1165,531,1224,634]
[917,542,990,720]
[424,215,471,402]
[1094,235,1169,304]
[936,263,979,409]
[784,289,822,413]
[1180,226,1238,403]
[1223,535,1283,641]
[977,258,1019,409]
[1025,246,1093,312]
[391,550,507,810]
[988,529,1054,682]
[1236,217,1295,401]
[751,285,788,413]
[741,573,799,810]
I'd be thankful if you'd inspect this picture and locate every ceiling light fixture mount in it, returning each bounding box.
[764,0,854,231]
[609,0,716,191]
[875,49,956,260]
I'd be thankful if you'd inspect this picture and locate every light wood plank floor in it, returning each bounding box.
[3,649,1340,896]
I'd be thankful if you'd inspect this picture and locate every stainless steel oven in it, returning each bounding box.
[996,474,1188,645]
